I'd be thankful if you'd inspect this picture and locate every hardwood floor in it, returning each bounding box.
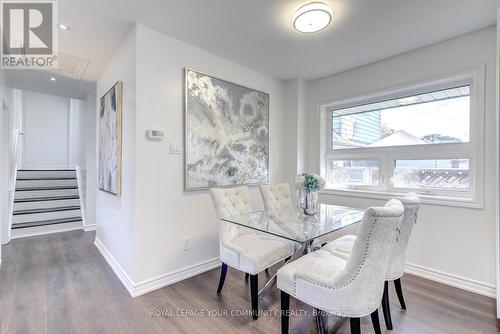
[0,230,498,334]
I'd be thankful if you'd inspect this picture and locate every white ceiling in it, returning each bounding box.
[5,0,499,97]
[71,0,497,81]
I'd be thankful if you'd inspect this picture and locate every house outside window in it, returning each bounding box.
[321,71,485,207]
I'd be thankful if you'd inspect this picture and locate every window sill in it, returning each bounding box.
[320,188,484,209]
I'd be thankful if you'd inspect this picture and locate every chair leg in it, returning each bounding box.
[350,318,361,334]
[394,278,407,310]
[315,309,325,334]
[245,273,249,282]
[250,274,259,320]
[281,291,290,334]
[216,263,228,295]
[371,309,382,334]
[382,281,393,330]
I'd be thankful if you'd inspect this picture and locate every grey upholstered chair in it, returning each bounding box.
[259,183,293,211]
[210,186,295,320]
[323,193,420,329]
[277,199,405,334]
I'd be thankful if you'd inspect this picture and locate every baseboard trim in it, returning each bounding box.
[405,263,496,298]
[83,224,96,232]
[132,257,221,297]
[94,237,136,295]
[94,236,220,297]
[11,221,83,239]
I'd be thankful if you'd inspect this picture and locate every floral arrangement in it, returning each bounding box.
[294,173,325,193]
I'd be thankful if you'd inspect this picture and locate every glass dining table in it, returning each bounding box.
[220,203,365,299]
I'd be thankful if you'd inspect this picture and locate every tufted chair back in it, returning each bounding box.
[210,186,252,219]
[385,193,420,280]
[259,183,293,211]
[210,186,253,247]
[308,199,404,316]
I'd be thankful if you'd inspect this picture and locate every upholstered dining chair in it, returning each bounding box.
[277,199,404,334]
[259,183,293,211]
[323,193,420,330]
[210,186,295,320]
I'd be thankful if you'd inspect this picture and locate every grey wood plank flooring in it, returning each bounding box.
[0,230,498,334]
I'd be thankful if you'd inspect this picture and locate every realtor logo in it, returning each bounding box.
[1,0,58,68]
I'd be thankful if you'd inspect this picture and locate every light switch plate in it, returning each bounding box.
[169,142,182,155]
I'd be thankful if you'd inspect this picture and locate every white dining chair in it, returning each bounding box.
[322,193,420,330]
[278,199,405,334]
[210,186,295,320]
[259,183,293,211]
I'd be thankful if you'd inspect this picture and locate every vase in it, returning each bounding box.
[297,189,319,216]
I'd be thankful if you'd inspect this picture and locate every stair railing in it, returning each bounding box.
[6,130,22,242]
[8,129,21,191]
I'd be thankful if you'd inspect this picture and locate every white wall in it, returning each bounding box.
[495,5,500,315]
[305,27,497,294]
[0,71,10,261]
[69,99,87,167]
[132,25,287,283]
[22,91,87,169]
[84,94,97,230]
[23,91,70,169]
[95,27,137,277]
[95,24,287,289]
[284,79,307,185]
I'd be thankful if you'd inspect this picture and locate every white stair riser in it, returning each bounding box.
[16,179,77,189]
[17,170,76,179]
[13,209,81,224]
[14,198,81,211]
[15,188,79,199]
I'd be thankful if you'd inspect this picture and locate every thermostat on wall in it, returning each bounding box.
[146,129,165,141]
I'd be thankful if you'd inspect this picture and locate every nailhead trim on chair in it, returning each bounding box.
[293,213,402,293]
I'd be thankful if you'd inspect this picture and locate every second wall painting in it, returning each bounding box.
[99,81,123,196]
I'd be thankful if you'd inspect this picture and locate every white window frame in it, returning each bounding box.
[320,67,485,208]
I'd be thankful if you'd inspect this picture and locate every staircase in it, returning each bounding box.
[12,170,83,233]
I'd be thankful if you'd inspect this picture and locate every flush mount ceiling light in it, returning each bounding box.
[399,96,419,105]
[58,24,71,31]
[293,2,333,33]
[49,77,57,81]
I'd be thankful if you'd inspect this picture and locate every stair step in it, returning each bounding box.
[13,206,81,215]
[12,217,82,229]
[15,188,79,200]
[12,208,81,224]
[16,177,77,180]
[14,195,80,203]
[17,170,76,179]
[16,186,78,191]
[14,198,80,211]
[16,179,78,189]
[18,169,76,171]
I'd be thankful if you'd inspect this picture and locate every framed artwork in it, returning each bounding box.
[184,68,270,191]
[98,81,123,196]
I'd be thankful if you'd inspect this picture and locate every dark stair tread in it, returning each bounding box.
[17,177,77,181]
[17,169,76,171]
[14,196,80,203]
[12,217,82,229]
[16,186,78,191]
[13,206,81,215]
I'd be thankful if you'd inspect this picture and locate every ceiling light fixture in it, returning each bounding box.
[58,24,71,31]
[49,77,57,81]
[399,96,419,105]
[293,2,333,33]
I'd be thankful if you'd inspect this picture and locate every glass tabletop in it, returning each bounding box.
[220,204,365,244]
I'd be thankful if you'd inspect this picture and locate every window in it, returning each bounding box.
[321,72,484,204]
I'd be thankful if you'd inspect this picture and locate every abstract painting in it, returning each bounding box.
[99,81,122,196]
[185,69,269,190]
